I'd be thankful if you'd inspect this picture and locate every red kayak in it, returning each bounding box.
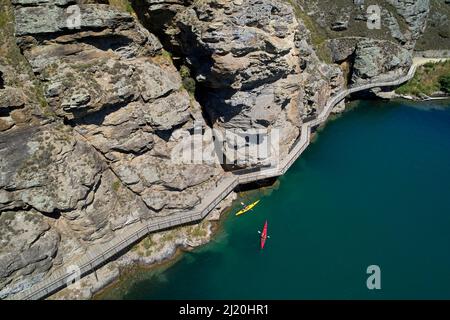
[260,220,268,249]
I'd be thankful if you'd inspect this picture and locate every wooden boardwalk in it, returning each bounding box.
[8,65,416,300]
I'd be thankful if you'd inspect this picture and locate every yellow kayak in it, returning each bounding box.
[235,200,260,216]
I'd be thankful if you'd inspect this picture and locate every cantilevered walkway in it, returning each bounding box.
[9,65,417,300]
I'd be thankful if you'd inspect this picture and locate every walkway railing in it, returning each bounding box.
[8,65,416,300]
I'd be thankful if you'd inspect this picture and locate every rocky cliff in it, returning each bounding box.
[291,0,432,84]
[134,0,345,167]
[0,0,443,299]
[0,0,223,298]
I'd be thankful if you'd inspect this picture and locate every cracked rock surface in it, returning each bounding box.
[0,0,222,298]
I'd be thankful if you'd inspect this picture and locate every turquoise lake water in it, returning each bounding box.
[100,99,450,299]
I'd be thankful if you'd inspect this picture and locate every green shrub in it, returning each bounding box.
[439,75,450,93]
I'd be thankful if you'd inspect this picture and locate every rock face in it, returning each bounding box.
[386,0,430,46]
[0,0,223,299]
[49,190,237,300]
